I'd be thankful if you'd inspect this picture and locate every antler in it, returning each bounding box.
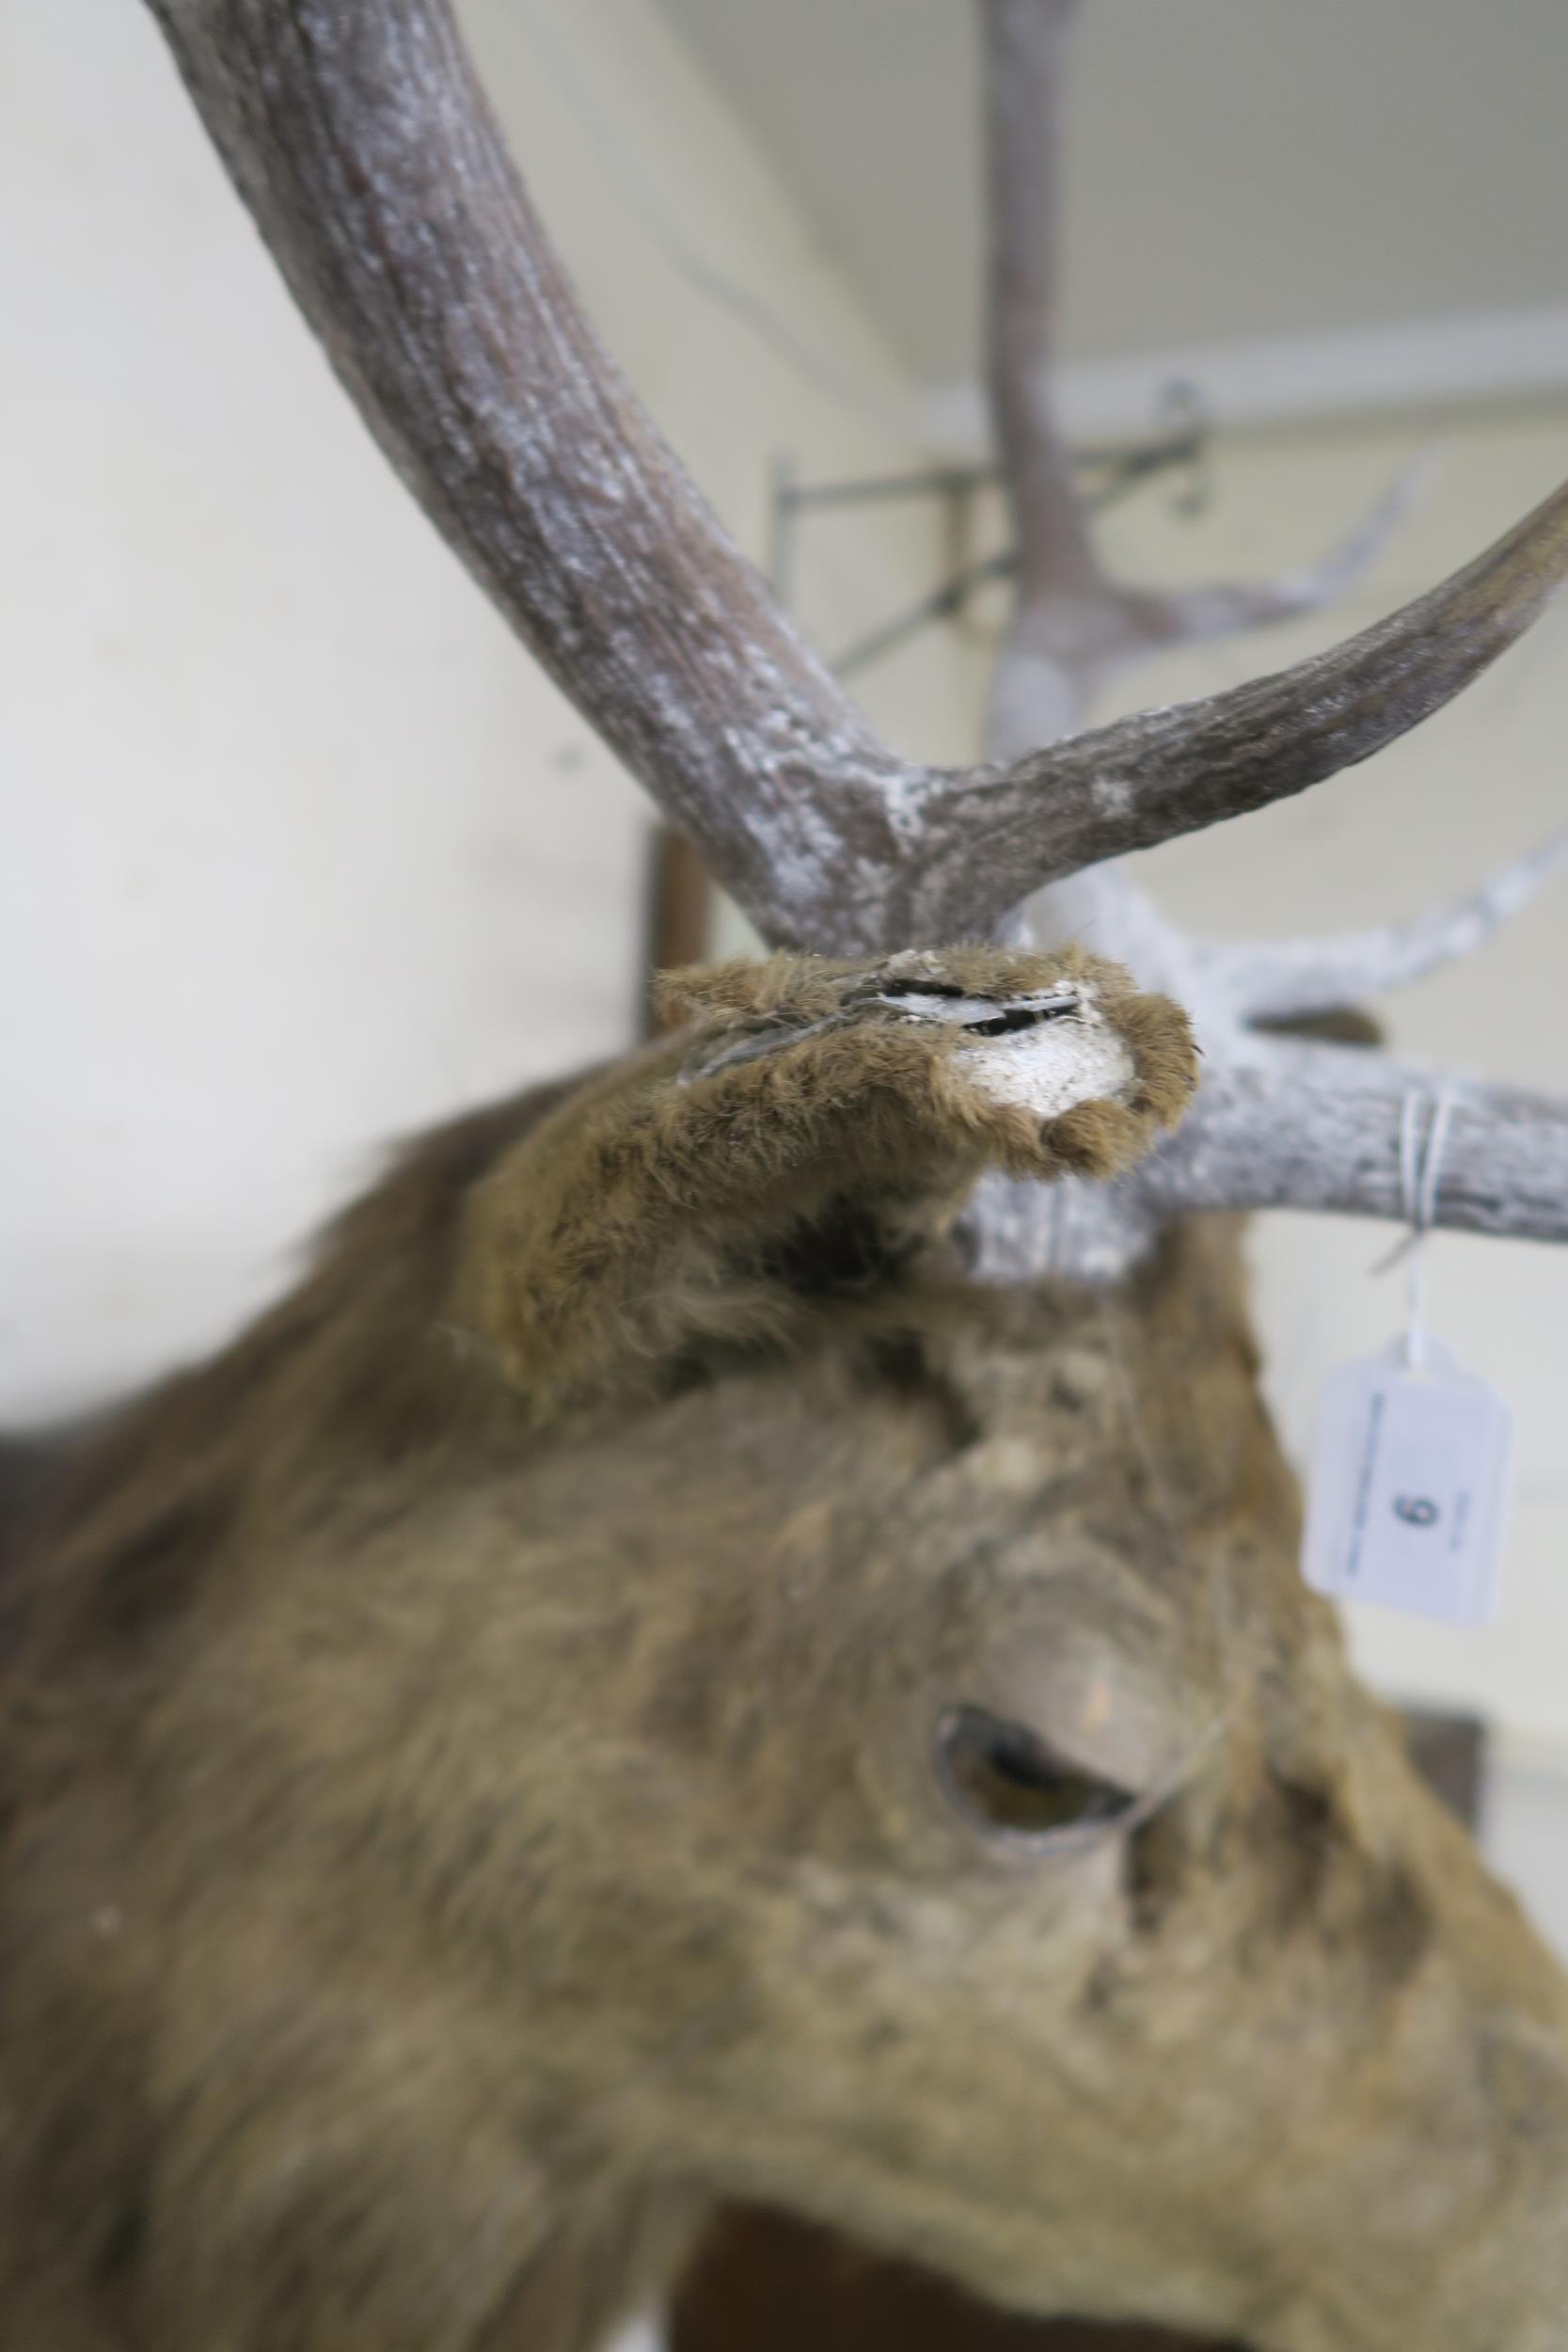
[148,0,1568,1250]
[980,0,1432,756]
[973,0,1568,1269]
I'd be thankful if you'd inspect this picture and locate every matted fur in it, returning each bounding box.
[467,948,1193,1413]
[2,951,1565,2352]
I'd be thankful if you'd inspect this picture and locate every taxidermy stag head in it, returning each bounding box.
[6,3,1568,2350]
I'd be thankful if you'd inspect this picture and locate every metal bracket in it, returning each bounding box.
[769,382,1211,681]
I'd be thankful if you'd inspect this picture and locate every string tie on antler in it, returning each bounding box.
[1374,1088,1456,1368]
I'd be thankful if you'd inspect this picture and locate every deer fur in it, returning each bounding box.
[17,3,1568,2346]
[5,949,1568,2352]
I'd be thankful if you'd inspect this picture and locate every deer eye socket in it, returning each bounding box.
[935,1704,1138,1846]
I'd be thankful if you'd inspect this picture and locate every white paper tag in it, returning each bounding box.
[1301,1337,1514,1625]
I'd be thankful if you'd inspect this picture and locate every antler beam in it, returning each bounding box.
[979,0,1435,759]
[983,0,1098,612]
[1143,1047,1568,1244]
[930,474,1568,935]
[144,0,911,951]
[971,0,1568,1277]
[150,0,1568,966]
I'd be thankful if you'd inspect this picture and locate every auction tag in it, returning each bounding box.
[1301,1338,1515,1625]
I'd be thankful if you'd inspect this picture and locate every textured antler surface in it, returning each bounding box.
[1144,1049,1568,1243]
[149,0,1568,985]
[924,478,1568,931]
[974,0,1568,1274]
[979,0,1440,759]
[143,0,906,954]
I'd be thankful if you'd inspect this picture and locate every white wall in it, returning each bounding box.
[0,0,975,1422]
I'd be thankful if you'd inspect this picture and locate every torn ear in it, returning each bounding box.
[656,953,1198,1169]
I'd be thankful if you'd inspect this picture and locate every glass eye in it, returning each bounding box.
[935,1704,1138,1845]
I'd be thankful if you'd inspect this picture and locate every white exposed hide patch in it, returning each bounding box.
[882,983,1135,1121]
[962,1015,1133,1120]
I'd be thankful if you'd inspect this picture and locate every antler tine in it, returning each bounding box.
[145,0,914,957]
[979,0,1111,764]
[966,1041,1568,1289]
[981,458,1432,771]
[917,473,1568,943]
[982,0,1096,612]
[1198,826,1568,1024]
[969,0,1568,1275]
[968,0,1568,954]
[978,3,1433,780]
[150,0,1568,967]
[1124,453,1433,652]
[1137,1041,1568,1246]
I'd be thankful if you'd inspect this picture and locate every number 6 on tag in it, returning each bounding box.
[1301,1338,1515,1626]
